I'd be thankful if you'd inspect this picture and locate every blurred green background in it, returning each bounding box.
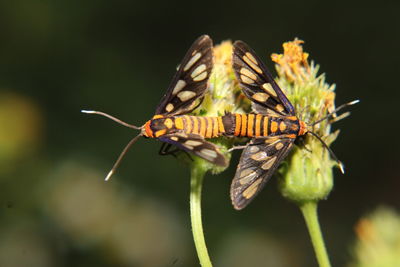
[0,0,399,266]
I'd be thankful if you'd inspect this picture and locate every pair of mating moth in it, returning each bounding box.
[84,35,355,210]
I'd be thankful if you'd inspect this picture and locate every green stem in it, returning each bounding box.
[190,163,212,267]
[300,201,331,267]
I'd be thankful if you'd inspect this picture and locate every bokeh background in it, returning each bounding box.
[1,1,399,266]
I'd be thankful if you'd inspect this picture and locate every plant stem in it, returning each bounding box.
[190,164,212,267]
[300,201,331,267]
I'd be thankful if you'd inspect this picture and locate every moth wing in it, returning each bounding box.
[159,133,227,166]
[230,138,294,210]
[155,35,213,116]
[233,40,295,116]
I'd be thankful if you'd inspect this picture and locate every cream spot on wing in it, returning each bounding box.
[177,91,196,101]
[191,64,207,78]
[262,83,277,97]
[243,55,262,74]
[242,178,262,199]
[185,140,203,146]
[240,68,257,80]
[261,156,277,170]
[245,52,258,65]
[276,104,284,112]
[170,136,179,141]
[239,169,257,185]
[240,168,254,178]
[264,138,279,144]
[184,52,201,71]
[251,151,269,161]
[192,71,207,81]
[240,75,254,84]
[248,145,260,153]
[252,92,269,102]
[184,144,194,150]
[266,109,280,116]
[165,103,174,112]
[172,80,186,95]
[200,148,218,158]
[275,142,284,150]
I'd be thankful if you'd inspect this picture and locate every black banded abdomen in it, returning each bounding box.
[222,113,300,138]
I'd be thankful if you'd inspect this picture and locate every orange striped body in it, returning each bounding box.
[229,113,306,138]
[143,115,225,138]
[143,113,307,139]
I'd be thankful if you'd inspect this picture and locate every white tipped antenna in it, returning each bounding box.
[82,109,144,180]
[103,133,142,181]
[81,110,141,130]
[348,99,360,105]
[105,170,114,181]
[338,161,345,174]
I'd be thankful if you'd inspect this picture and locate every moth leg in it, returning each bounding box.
[295,136,312,152]
[159,143,181,157]
[159,143,194,161]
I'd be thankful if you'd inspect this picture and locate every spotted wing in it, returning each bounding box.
[159,133,227,166]
[155,35,213,116]
[232,41,295,116]
[230,138,294,210]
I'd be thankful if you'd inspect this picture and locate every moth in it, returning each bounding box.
[228,40,357,209]
[83,35,228,181]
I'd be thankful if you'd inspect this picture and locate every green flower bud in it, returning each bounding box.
[272,39,341,203]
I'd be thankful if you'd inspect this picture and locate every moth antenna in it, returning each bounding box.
[105,133,143,181]
[307,131,345,174]
[81,110,141,130]
[310,99,359,126]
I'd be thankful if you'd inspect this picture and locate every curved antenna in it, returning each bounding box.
[307,131,345,174]
[81,110,141,130]
[310,99,359,126]
[105,133,143,181]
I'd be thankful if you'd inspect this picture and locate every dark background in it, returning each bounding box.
[0,0,399,266]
